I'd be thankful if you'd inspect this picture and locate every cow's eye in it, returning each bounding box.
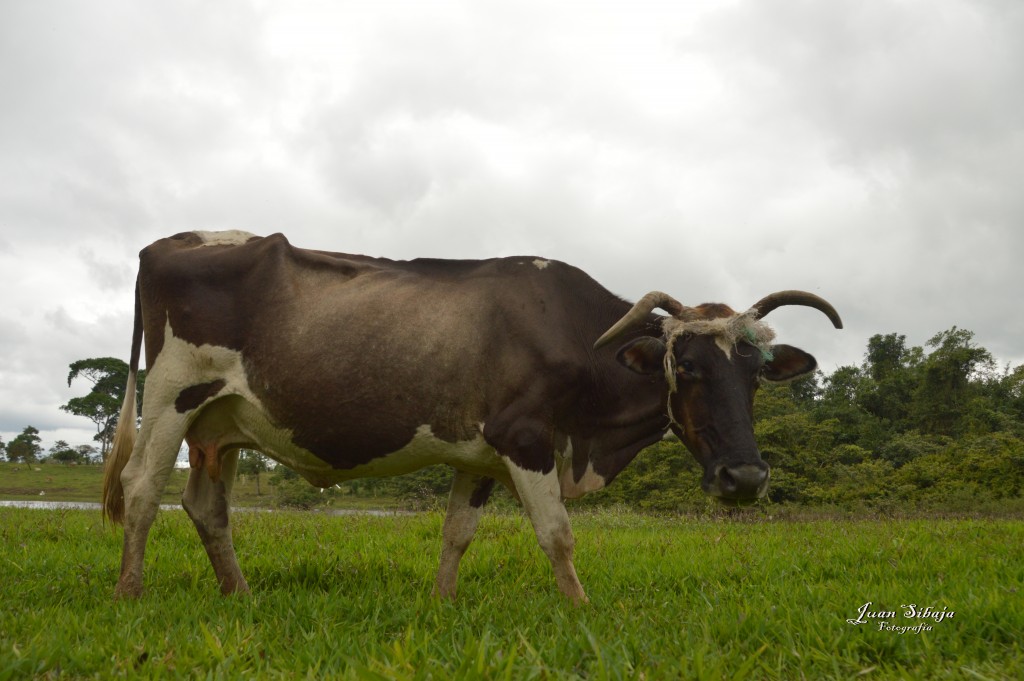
[678,360,697,375]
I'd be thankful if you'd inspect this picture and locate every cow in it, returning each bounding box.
[103,230,842,603]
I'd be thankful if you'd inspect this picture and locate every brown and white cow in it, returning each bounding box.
[103,231,841,603]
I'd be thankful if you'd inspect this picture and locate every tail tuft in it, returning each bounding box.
[102,371,137,525]
[103,275,143,525]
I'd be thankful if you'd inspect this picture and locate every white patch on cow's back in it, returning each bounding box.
[192,230,258,247]
[532,258,550,270]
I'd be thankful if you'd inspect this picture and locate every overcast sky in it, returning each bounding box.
[2,0,1022,453]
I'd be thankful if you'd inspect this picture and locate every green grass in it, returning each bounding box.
[0,507,1021,679]
[0,462,113,503]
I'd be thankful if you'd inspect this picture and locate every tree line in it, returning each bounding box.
[0,425,100,465]
[11,326,1023,511]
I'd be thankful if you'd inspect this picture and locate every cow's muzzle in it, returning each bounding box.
[705,462,770,503]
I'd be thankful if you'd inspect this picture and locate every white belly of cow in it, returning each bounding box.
[220,400,506,488]
[306,425,506,485]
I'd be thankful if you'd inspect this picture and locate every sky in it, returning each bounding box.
[1,0,1022,453]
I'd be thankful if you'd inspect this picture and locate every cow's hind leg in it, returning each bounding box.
[434,470,495,600]
[182,447,249,595]
[115,414,188,598]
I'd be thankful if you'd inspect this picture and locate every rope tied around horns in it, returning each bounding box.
[659,309,777,431]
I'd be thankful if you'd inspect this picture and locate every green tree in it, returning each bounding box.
[788,372,822,407]
[6,426,42,464]
[814,365,887,450]
[859,333,922,431]
[270,465,331,509]
[594,440,705,510]
[998,365,1024,425]
[237,449,271,496]
[76,444,100,464]
[387,466,454,509]
[61,357,145,460]
[911,328,995,436]
[47,440,79,464]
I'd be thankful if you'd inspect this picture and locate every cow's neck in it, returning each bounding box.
[561,310,676,486]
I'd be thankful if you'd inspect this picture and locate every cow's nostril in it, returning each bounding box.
[717,466,737,493]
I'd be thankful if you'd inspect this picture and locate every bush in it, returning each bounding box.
[269,466,335,510]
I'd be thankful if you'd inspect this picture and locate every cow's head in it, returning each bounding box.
[595,290,842,504]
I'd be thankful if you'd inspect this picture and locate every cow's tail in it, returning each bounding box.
[102,276,143,525]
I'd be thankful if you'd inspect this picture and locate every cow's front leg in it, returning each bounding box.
[434,469,495,600]
[504,460,588,605]
[182,447,249,595]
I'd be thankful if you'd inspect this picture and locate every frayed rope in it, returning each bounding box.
[661,310,776,362]
[659,310,776,431]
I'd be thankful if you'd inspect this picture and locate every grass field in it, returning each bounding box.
[0,505,1021,680]
[0,462,400,510]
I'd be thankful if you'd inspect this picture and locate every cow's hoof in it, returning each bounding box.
[113,583,143,600]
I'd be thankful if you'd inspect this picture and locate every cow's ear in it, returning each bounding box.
[615,337,667,374]
[762,344,817,382]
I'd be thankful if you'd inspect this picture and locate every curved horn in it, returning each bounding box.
[594,291,686,350]
[750,290,843,329]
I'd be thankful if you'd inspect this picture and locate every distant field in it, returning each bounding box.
[0,462,400,510]
[0,506,1021,679]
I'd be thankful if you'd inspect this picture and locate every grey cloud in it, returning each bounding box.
[695,0,1024,232]
[680,0,1024,364]
[0,0,276,244]
[695,1,1024,153]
